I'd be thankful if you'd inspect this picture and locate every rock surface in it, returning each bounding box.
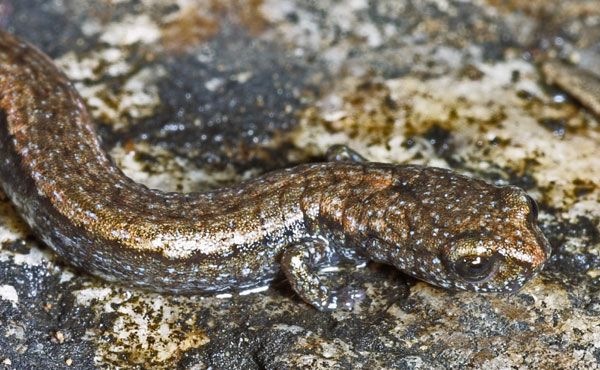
[0,0,598,369]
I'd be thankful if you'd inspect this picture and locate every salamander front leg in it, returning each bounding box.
[280,238,365,312]
[325,144,367,162]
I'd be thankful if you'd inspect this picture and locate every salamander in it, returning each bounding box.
[0,30,551,311]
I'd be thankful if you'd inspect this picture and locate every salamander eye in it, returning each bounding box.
[526,195,538,220]
[452,255,496,282]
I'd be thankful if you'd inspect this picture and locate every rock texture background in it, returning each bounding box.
[0,0,599,369]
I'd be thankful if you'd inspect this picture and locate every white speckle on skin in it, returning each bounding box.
[239,285,270,296]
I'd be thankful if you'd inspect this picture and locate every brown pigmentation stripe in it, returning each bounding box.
[0,31,551,311]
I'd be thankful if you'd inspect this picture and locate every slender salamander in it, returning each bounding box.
[0,30,551,311]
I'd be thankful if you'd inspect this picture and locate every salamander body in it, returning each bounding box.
[0,31,550,310]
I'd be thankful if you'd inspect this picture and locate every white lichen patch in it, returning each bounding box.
[74,287,115,308]
[109,143,249,193]
[116,67,165,120]
[0,197,59,280]
[74,288,210,367]
[0,285,18,307]
[12,247,51,267]
[55,40,164,128]
[59,270,76,283]
[100,14,161,46]
[77,69,163,128]
[55,51,103,81]
[0,198,28,246]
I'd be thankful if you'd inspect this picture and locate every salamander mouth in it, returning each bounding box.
[522,224,552,278]
[537,229,553,262]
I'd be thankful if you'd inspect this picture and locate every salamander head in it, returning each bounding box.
[436,186,551,293]
[370,167,551,293]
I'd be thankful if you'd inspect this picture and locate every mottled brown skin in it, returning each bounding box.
[0,30,551,311]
